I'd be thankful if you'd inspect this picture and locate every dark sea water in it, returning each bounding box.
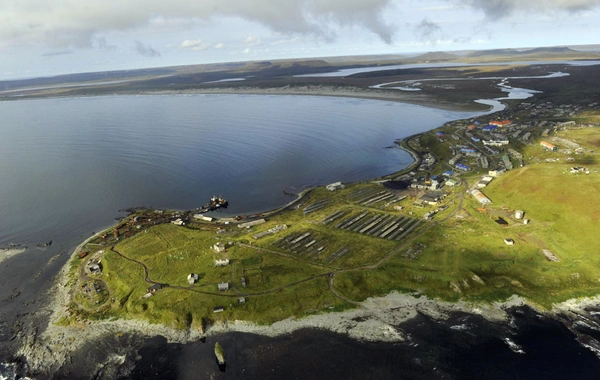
[1,94,599,379]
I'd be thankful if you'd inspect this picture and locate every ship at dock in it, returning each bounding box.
[198,196,228,213]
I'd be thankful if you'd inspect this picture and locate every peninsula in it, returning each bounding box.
[14,49,600,376]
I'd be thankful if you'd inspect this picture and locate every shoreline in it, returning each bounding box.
[18,87,598,375]
[15,89,500,374]
[0,85,491,112]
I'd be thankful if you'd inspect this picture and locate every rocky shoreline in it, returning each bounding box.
[17,227,600,376]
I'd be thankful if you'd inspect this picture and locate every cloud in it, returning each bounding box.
[245,36,261,45]
[0,0,397,48]
[215,42,224,49]
[453,0,600,18]
[134,40,161,57]
[180,39,203,48]
[413,19,443,43]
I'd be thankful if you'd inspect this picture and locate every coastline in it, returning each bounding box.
[17,88,600,375]
[1,84,491,112]
[16,89,499,374]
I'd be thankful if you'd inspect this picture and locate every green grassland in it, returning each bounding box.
[71,124,600,328]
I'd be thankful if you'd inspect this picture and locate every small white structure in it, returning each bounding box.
[187,273,199,285]
[213,242,226,252]
[217,282,229,291]
[514,210,524,220]
[194,214,214,222]
[215,258,230,267]
[238,219,266,228]
[326,181,346,191]
[504,238,515,246]
[171,218,185,226]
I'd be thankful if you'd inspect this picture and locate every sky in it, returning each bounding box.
[1,0,600,80]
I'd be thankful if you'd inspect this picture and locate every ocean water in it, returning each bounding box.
[1,94,598,378]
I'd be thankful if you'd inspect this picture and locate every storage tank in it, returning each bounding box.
[515,210,524,219]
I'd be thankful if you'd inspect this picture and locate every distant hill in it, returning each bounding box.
[406,51,459,62]
[467,46,580,57]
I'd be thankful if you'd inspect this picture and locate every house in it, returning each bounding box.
[446,179,458,187]
[213,306,224,313]
[489,120,511,127]
[241,277,246,287]
[238,297,246,304]
[171,218,185,226]
[213,242,226,252]
[194,214,214,222]
[540,141,557,150]
[215,258,230,267]
[218,282,229,291]
[504,238,515,246]
[187,273,199,285]
[455,163,470,171]
[470,189,492,205]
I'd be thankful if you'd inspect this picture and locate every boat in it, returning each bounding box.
[199,196,229,212]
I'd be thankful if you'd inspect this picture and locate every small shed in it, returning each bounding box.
[238,297,246,304]
[187,273,199,285]
[213,242,226,252]
[218,282,229,291]
[213,306,224,313]
[504,238,515,246]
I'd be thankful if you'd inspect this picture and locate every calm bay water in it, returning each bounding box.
[0,94,475,247]
[1,94,598,379]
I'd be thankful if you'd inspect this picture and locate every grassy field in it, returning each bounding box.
[70,121,600,327]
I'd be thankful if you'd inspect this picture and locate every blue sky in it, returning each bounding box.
[1,0,599,80]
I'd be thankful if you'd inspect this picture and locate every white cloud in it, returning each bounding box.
[180,39,203,48]
[245,36,261,45]
[215,42,224,49]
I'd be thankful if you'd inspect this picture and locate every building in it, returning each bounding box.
[217,282,229,291]
[213,242,226,252]
[477,176,494,188]
[194,214,214,222]
[238,297,246,304]
[171,218,185,226]
[540,141,557,150]
[446,179,458,187]
[489,120,511,127]
[187,273,199,285]
[504,238,515,246]
[482,125,498,132]
[507,148,523,159]
[213,306,224,313]
[470,189,492,205]
[238,219,266,229]
[558,121,576,128]
[455,163,470,171]
[215,258,230,267]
